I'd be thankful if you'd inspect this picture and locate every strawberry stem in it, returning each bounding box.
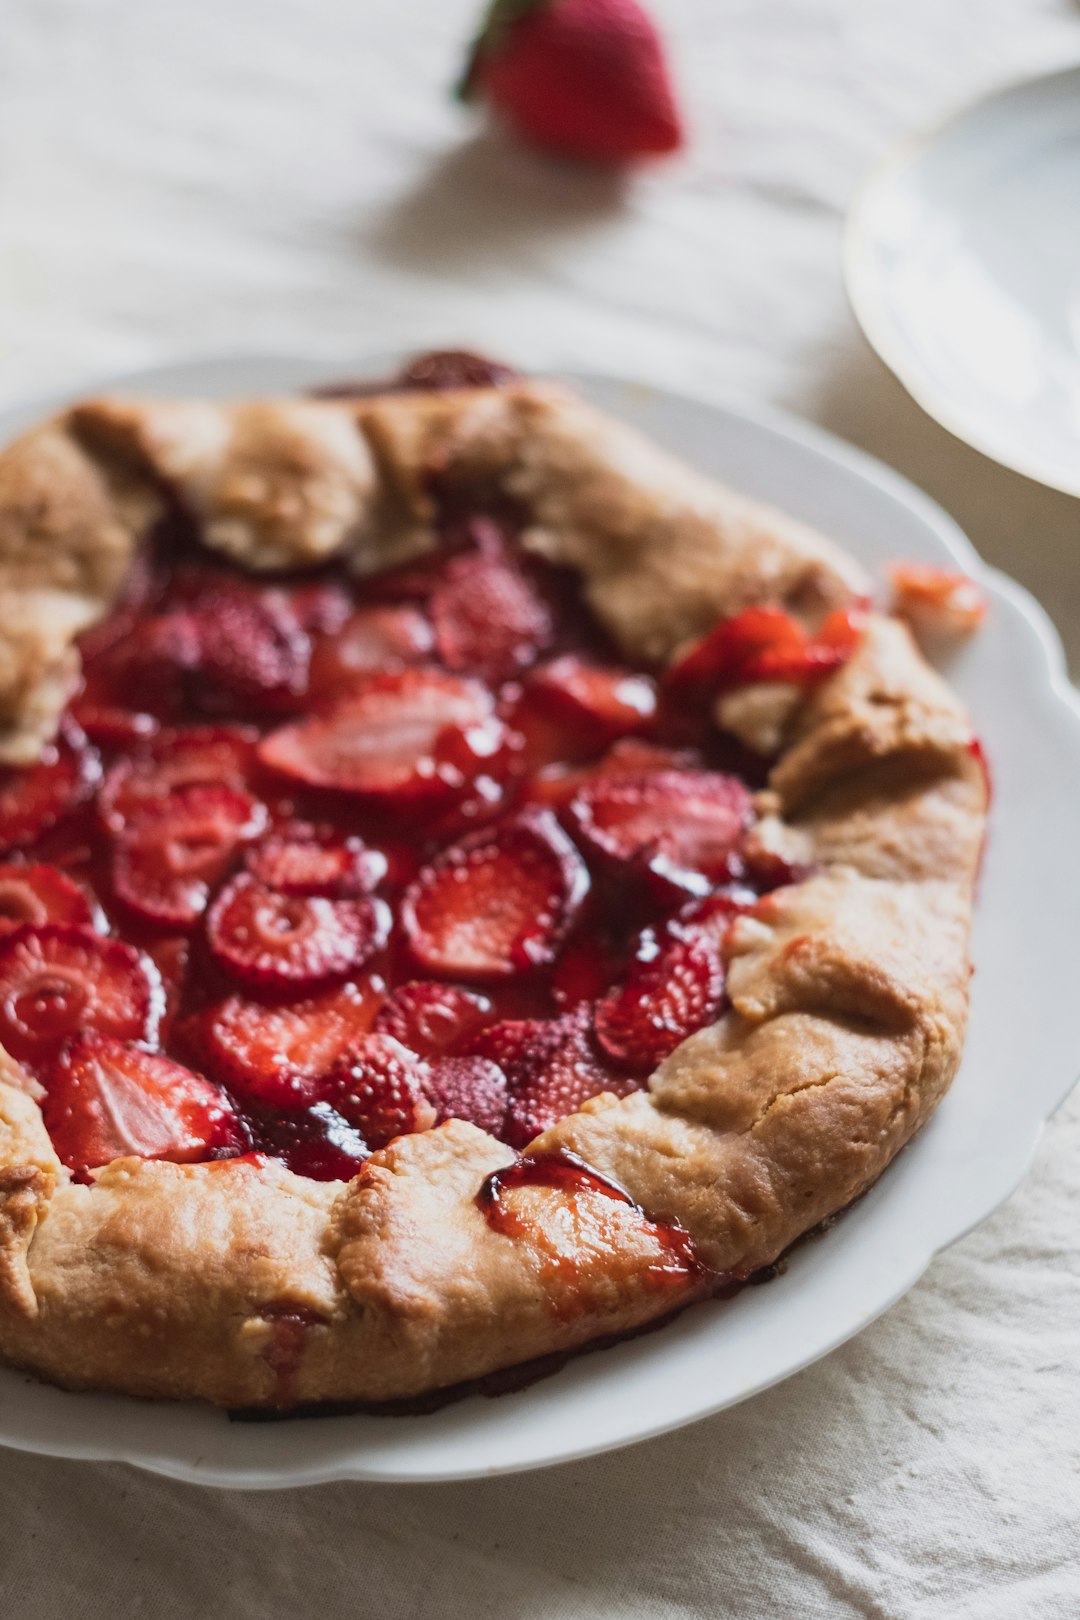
[456,0,548,102]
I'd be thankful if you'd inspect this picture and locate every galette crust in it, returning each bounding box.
[0,378,987,1407]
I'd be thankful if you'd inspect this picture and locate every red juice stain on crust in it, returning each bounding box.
[257,1304,328,1408]
[477,1147,714,1296]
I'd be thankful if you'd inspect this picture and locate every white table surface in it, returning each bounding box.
[2,2,1080,1614]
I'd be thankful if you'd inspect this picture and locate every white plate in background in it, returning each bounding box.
[846,64,1080,497]
[0,354,1079,1487]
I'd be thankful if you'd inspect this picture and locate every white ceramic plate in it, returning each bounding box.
[1,355,1079,1488]
[845,64,1080,497]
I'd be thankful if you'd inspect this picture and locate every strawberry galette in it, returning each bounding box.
[0,354,987,1408]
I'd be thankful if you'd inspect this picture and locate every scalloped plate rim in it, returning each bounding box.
[0,353,1076,1487]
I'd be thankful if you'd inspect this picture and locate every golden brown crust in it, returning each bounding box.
[0,377,986,1408]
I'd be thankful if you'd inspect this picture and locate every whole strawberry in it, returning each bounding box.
[460,0,685,165]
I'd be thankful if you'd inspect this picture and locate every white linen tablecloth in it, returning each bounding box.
[2,2,1079,1614]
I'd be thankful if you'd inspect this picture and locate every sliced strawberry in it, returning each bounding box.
[203,980,381,1107]
[473,1006,638,1149]
[431,550,555,686]
[666,604,864,701]
[373,980,494,1057]
[566,768,753,898]
[675,888,754,952]
[257,669,509,809]
[889,565,987,640]
[402,808,589,980]
[593,930,725,1071]
[100,726,258,831]
[0,865,94,939]
[0,720,99,854]
[244,828,385,897]
[185,579,311,714]
[206,874,384,990]
[309,606,434,698]
[42,1034,243,1178]
[0,925,159,1068]
[68,703,159,751]
[82,611,201,718]
[112,786,264,929]
[522,656,657,756]
[424,1056,508,1136]
[666,607,804,701]
[526,736,699,811]
[740,606,865,685]
[247,1101,367,1181]
[322,1034,437,1149]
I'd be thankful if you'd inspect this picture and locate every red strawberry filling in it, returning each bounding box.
[322,1035,437,1149]
[424,1056,508,1136]
[43,1034,243,1179]
[0,925,159,1068]
[0,721,99,854]
[257,668,509,810]
[243,828,384,896]
[309,606,434,697]
[473,1005,637,1148]
[0,390,865,1182]
[431,550,555,686]
[206,874,384,989]
[373,980,494,1056]
[0,865,95,937]
[566,768,753,898]
[100,726,258,830]
[201,980,382,1107]
[593,929,726,1071]
[402,808,589,979]
[112,785,265,928]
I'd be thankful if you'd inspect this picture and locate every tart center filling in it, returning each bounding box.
[0,456,857,1183]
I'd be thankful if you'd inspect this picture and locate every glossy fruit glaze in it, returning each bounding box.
[0,358,863,1184]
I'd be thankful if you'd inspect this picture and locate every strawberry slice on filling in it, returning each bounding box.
[0,721,99,854]
[257,668,509,808]
[373,980,494,1057]
[423,1056,509,1136]
[100,726,258,831]
[472,1005,639,1149]
[322,1034,437,1150]
[431,549,556,687]
[203,980,381,1107]
[666,604,864,700]
[184,578,311,714]
[244,827,385,897]
[0,925,159,1068]
[593,929,725,1071]
[566,768,753,898]
[42,1034,243,1178]
[0,865,95,938]
[520,656,657,759]
[309,605,435,697]
[112,785,265,929]
[206,874,385,990]
[402,808,590,979]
